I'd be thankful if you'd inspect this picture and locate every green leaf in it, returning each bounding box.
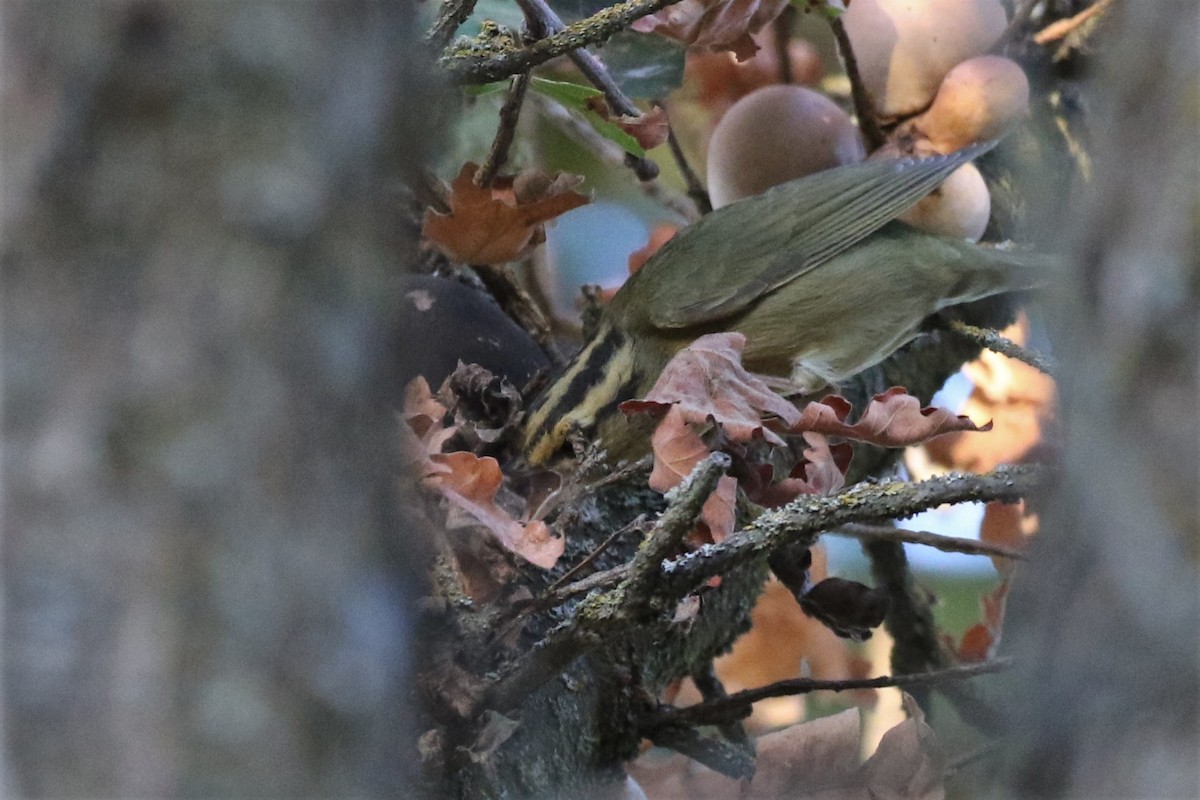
[594,32,686,99]
[530,78,646,157]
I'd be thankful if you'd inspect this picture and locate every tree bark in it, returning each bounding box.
[2,2,445,795]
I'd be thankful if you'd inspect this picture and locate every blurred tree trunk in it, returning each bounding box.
[2,2,445,795]
[1001,1,1200,796]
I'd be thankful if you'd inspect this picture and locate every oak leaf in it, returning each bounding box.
[621,332,801,445]
[422,451,564,569]
[632,0,791,61]
[584,97,671,151]
[957,579,1009,663]
[421,163,589,265]
[792,386,992,447]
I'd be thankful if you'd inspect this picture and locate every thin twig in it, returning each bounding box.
[692,662,749,746]
[442,0,682,84]
[774,4,796,84]
[515,0,659,180]
[483,453,729,710]
[835,522,1026,561]
[947,320,1057,376]
[426,0,480,50]
[828,15,887,149]
[545,515,647,595]
[475,73,532,187]
[1033,0,1113,44]
[648,659,1012,728]
[663,107,712,215]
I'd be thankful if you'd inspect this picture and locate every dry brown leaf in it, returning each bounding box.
[957,579,1009,663]
[701,474,739,543]
[799,577,890,642]
[688,34,823,117]
[980,500,1036,577]
[622,333,802,444]
[628,224,679,275]
[647,405,712,492]
[421,163,589,265]
[585,97,671,151]
[861,693,946,800]
[634,692,943,799]
[793,387,991,448]
[749,708,864,797]
[632,0,791,61]
[422,451,564,569]
[402,376,459,474]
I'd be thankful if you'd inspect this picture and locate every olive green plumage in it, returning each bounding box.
[524,143,1052,466]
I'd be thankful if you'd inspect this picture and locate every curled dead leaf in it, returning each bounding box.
[621,333,802,444]
[421,163,589,265]
[793,386,992,448]
[422,451,564,569]
[632,0,791,61]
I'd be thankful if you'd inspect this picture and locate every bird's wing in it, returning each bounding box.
[644,142,995,330]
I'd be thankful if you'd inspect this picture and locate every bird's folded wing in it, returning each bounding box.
[646,141,996,329]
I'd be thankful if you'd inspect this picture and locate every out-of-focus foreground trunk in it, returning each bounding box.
[1001,1,1199,797]
[2,2,444,796]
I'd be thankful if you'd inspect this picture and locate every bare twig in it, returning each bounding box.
[475,73,532,187]
[1034,0,1113,44]
[648,659,1013,728]
[648,724,756,779]
[545,515,647,595]
[946,320,1057,376]
[774,4,796,84]
[835,522,1026,561]
[663,108,713,215]
[427,0,480,50]
[442,0,683,84]
[828,15,887,149]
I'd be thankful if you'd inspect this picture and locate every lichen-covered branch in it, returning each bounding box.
[947,320,1057,376]
[441,0,682,84]
[659,465,1046,596]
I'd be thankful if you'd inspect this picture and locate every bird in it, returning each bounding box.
[522,142,1052,467]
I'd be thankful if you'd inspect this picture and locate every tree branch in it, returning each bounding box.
[657,465,1046,597]
[647,658,1012,729]
[829,15,887,149]
[427,0,480,50]
[946,320,1057,376]
[475,73,532,187]
[441,0,683,84]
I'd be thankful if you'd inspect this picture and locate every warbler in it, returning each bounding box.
[523,143,1050,466]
